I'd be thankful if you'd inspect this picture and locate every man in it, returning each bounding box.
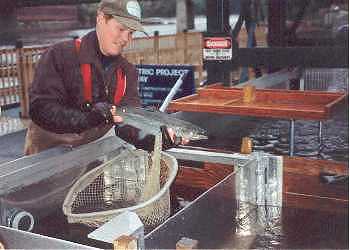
[24,0,179,155]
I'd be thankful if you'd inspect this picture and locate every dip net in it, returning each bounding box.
[62,146,178,228]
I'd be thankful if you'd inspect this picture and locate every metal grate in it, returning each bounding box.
[302,68,349,92]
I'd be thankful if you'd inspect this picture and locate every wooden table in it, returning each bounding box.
[168,84,347,156]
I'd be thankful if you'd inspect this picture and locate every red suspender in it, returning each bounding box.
[75,39,92,103]
[74,39,126,105]
[114,68,126,105]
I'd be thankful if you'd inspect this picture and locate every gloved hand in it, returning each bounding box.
[161,125,188,150]
[87,102,114,127]
[115,125,188,151]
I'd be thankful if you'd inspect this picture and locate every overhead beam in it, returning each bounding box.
[16,0,99,7]
[237,47,349,68]
[15,0,163,7]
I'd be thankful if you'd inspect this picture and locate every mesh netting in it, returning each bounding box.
[62,149,178,228]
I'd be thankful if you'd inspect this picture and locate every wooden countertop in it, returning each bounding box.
[168,84,347,120]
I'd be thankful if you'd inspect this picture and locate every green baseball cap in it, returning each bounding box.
[98,0,144,32]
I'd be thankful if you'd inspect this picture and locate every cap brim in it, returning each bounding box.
[112,15,148,36]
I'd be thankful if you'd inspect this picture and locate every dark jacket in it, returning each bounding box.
[25,31,141,154]
[30,30,140,133]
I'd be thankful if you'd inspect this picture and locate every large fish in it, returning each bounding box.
[116,106,208,141]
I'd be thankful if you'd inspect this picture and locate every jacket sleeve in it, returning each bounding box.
[29,45,107,134]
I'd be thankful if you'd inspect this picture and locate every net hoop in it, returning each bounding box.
[62,151,178,227]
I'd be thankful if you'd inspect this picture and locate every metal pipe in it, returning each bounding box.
[289,119,295,156]
[318,121,323,152]
[159,70,188,112]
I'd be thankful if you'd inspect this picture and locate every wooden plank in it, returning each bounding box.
[283,156,348,176]
[283,156,348,213]
[0,87,20,96]
[325,93,348,115]
[169,99,327,120]
[284,173,348,200]
[283,192,348,214]
[283,156,348,200]
[174,163,234,190]
[172,162,235,203]
[198,87,345,104]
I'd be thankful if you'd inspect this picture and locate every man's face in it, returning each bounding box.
[96,12,134,56]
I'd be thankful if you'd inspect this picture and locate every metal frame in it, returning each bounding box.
[237,47,348,68]
[0,135,135,196]
[288,119,324,157]
[0,226,99,249]
[15,0,99,7]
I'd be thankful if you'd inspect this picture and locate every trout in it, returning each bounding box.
[116,106,208,141]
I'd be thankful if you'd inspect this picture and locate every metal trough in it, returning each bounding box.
[0,133,135,223]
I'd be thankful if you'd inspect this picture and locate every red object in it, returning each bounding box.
[168,83,347,120]
[75,39,126,105]
[114,68,126,105]
[203,37,232,49]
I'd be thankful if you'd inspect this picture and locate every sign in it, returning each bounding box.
[203,37,232,61]
[136,64,195,108]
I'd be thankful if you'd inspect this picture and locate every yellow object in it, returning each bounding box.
[113,235,137,250]
[243,84,256,104]
[241,137,253,154]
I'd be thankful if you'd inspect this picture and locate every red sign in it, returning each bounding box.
[203,37,232,49]
[203,36,232,61]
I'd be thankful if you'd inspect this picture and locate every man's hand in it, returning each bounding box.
[166,127,189,145]
[161,126,189,150]
[110,105,123,124]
